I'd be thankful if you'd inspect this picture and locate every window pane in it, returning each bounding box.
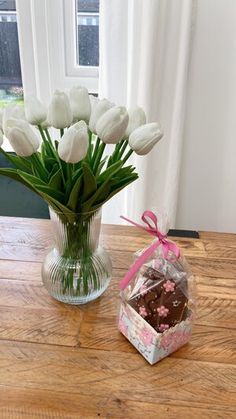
[0,0,23,107]
[76,0,99,67]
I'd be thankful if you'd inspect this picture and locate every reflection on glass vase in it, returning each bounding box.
[42,208,112,305]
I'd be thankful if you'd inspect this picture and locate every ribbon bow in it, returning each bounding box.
[119,210,180,290]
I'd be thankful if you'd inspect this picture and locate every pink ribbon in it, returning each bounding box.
[119,210,180,290]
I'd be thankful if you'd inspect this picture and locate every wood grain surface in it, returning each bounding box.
[0,216,235,418]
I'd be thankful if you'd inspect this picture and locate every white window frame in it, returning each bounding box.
[16,0,99,105]
[64,0,99,78]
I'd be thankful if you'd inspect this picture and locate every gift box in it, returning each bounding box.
[118,211,195,365]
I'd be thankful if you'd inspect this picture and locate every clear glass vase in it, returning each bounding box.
[41,208,112,305]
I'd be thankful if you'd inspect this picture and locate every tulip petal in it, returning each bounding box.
[58,120,89,163]
[96,106,129,144]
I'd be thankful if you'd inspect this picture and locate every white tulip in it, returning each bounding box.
[24,95,47,125]
[69,86,91,122]
[129,122,163,155]
[125,107,146,137]
[89,98,113,134]
[96,106,129,144]
[89,94,99,111]
[47,90,73,129]
[2,104,25,134]
[6,118,40,157]
[58,120,89,163]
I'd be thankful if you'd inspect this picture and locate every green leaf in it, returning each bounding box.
[81,163,122,212]
[49,169,62,190]
[65,167,82,202]
[35,184,65,202]
[81,162,97,202]
[17,171,47,188]
[0,168,36,192]
[17,171,64,202]
[72,167,82,183]
[0,148,32,172]
[67,174,83,211]
[97,161,122,183]
[111,173,138,190]
[97,157,107,174]
[44,157,57,172]
[28,154,48,182]
[93,182,111,205]
[93,174,138,210]
[39,192,76,223]
[49,163,60,179]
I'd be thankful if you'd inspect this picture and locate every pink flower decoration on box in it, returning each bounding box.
[159,323,170,332]
[163,280,175,292]
[153,260,161,270]
[160,329,192,352]
[139,284,148,296]
[139,306,148,317]
[139,326,154,346]
[118,317,128,337]
[157,305,169,317]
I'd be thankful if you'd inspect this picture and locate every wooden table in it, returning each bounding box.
[0,217,235,418]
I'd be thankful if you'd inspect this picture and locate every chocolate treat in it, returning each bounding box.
[128,265,188,332]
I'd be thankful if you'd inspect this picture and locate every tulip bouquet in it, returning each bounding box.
[0,86,163,302]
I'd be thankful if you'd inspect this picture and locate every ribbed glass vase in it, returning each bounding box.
[42,208,112,305]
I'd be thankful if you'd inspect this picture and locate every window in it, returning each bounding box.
[11,0,99,106]
[63,0,100,90]
[76,0,99,67]
[0,0,23,106]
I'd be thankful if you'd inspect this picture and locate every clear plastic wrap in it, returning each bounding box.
[118,211,196,365]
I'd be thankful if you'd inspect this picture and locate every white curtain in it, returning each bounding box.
[99,0,194,226]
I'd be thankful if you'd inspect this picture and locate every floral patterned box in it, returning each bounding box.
[118,301,193,365]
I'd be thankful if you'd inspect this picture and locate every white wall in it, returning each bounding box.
[176,0,236,233]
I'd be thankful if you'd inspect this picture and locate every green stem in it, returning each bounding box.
[44,128,54,147]
[122,148,133,165]
[38,126,66,187]
[93,142,106,174]
[38,125,54,159]
[115,139,126,154]
[30,153,48,182]
[60,128,64,138]
[67,163,72,185]
[117,139,129,159]
[56,156,66,188]
[92,136,100,164]
[88,130,93,161]
[38,125,48,144]
[107,139,125,167]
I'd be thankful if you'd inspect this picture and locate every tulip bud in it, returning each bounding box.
[47,90,73,129]
[2,104,25,134]
[69,86,91,122]
[89,98,113,134]
[125,107,146,137]
[129,122,163,155]
[58,120,89,163]
[24,95,47,125]
[6,119,40,157]
[96,106,129,144]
